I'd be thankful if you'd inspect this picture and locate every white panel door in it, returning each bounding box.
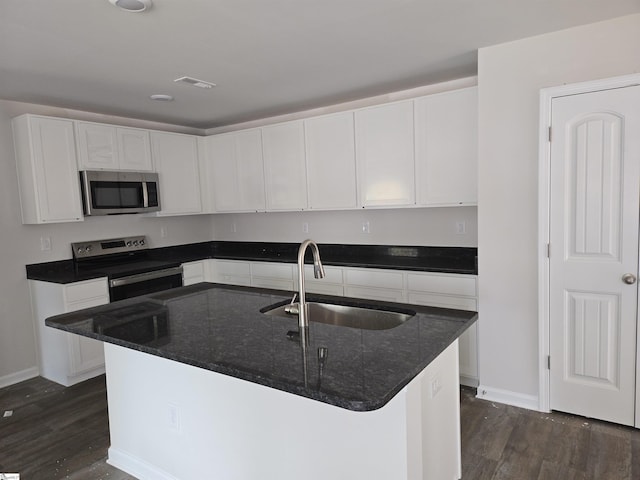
[549,85,640,426]
[207,129,265,212]
[117,127,153,171]
[151,131,203,215]
[262,121,307,211]
[355,100,415,207]
[414,87,478,206]
[305,111,357,209]
[31,117,84,222]
[76,122,119,170]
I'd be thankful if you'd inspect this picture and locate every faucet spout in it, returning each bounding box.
[297,239,325,331]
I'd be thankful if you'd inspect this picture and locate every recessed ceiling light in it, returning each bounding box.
[150,94,174,102]
[108,0,153,12]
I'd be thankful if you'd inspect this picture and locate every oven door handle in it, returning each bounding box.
[109,266,184,288]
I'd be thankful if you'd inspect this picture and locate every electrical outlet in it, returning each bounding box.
[456,221,466,235]
[302,222,309,233]
[231,222,237,233]
[40,236,52,251]
[362,221,370,234]
[168,403,180,432]
[160,226,168,238]
[430,376,442,399]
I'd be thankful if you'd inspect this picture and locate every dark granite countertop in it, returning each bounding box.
[45,283,477,411]
[26,241,477,284]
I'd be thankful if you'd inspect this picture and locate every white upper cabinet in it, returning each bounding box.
[76,122,153,171]
[262,120,308,211]
[205,129,266,212]
[151,131,203,216]
[355,100,415,207]
[12,115,84,224]
[304,111,357,210]
[414,87,478,206]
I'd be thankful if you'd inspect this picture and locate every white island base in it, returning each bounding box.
[104,341,461,480]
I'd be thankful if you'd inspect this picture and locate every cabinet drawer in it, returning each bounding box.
[251,277,294,291]
[407,273,476,297]
[212,260,251,276]
[305,283,344,296]
[344,286,405,303]
[251,262,294,280]
[407,291,477,311]
[304,265,343,283]
[217,275,251,287]
[344,268,404,290]
[64,279,109,304]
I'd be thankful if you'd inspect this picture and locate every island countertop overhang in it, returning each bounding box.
[45,283,477,411]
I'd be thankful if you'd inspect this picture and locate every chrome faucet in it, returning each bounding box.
[296,239,325,331]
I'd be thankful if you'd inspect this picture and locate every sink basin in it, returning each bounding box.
[261,301,415,330]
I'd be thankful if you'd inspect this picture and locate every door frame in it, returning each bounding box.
[538,73,640,413]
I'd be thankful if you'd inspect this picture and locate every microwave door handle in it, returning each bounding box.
[142,181,149,208]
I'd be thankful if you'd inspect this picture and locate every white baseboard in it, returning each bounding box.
[108,447,179,480]
[476,384,539,411]
[0,367,39,389]
[460,375,479,388]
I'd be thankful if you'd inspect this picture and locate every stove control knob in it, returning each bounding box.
[126,241,132,247]
[77,247,85,254]
[85,245,93,253]
[133,240,139,246]
[139,239,145,246]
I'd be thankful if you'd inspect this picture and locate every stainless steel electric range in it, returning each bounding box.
[71,236,183,301]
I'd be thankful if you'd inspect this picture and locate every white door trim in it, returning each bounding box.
[538,73,640,413]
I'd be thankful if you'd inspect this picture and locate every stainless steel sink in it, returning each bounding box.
[261,301,415,330]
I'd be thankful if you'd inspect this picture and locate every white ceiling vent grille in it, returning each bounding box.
[174,76,217,89]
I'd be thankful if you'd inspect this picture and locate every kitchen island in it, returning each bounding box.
[46,282,477,480]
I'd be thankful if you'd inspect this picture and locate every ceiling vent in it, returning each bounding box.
[174,76,217,89]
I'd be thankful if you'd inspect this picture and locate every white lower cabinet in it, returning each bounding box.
[250,262,295,291]
[182,260,207,286]
[29,278,109,386]
[208,258,479,386]
[209,259,252,286]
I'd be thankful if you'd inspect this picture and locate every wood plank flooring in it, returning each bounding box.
[2,376,640,479]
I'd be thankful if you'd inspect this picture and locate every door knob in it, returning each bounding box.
[622,273,637,285]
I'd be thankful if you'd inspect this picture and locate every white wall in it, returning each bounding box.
[211,207,477,246]
[477,14,640,406]
[0,100,211,385]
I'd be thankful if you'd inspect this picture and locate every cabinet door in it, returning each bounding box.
[151,131,203,215]
[207,130,265,212]
[305,112,357,210]
[13,116,84,223]
[117,127,153,171]
[182,260,206,286]
[415,87,477,206]
[355,101,415,207]
[64,278,109,377]
[76,122,119,170]
[262,121,307,211]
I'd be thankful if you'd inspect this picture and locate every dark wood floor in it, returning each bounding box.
[2,376,640,479]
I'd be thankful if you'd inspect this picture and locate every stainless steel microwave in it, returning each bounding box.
[79,171,161,216]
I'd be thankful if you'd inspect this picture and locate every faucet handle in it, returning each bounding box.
[290,292,298,304]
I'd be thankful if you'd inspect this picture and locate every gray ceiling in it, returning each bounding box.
[1,1,639,129]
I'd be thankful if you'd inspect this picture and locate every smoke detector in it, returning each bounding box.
[108,0,153,12]
[174,76,217,89]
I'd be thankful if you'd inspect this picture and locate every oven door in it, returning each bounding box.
[109,266,183,301]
